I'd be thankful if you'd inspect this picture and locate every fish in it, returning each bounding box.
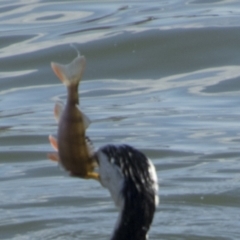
[48,54,99,181]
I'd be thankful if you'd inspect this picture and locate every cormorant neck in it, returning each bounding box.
[97,144,158,240]
[111,181,156,240]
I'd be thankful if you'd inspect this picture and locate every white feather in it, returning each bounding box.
[147,158,159,206]
[96,150,124,210]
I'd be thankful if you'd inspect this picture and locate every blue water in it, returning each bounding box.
[0,0,240,239]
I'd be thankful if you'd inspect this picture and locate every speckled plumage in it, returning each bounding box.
[95,144,159,240]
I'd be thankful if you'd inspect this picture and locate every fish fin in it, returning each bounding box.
[70,171,100,181]
[47,152,59,162]
[85,136,95,156]
[86,172,100,181]
[54,102,64,122]
[51,55,86,86]
[49,135,58,151]
[81,110,91,129]
[76,105,91,129]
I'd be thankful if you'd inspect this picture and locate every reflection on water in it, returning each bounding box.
[0,0,240,239]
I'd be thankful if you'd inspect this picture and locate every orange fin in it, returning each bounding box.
[86,172,100,181]
[47,152,59,162]
[70,171,100,181]
[51,62,65,84]
[49,135,58,151]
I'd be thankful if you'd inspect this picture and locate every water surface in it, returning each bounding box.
[0,0,240,239]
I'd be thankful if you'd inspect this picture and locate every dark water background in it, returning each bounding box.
[0,0,240,239]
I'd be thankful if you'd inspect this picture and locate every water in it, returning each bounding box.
[0,0,240,239]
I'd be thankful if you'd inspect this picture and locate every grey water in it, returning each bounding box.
[0,0,240,239]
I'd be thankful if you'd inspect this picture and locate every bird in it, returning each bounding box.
[95,143,159,240]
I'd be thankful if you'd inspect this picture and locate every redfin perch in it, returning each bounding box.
[49,55,99,180]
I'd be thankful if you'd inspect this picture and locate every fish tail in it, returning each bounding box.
[51,55,86,86]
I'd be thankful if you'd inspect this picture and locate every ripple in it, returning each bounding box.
[1,1,240,239]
